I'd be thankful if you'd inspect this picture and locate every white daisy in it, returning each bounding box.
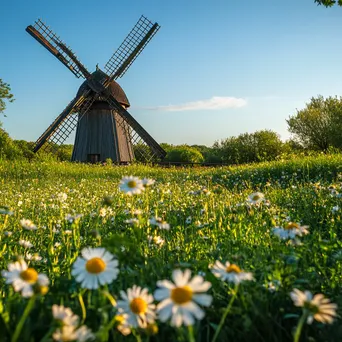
[142,178,155,187]
[53,326,77,341]
[119,176,144,196]
[272,222,309,240]
[124,218,140,226]
[149,217,170,230]
[290,288,337,324]
[248,192,265,204]
[154,269,212,327]
[52,305,79,327]
[185,216,192,225]
[65,214,82,223]
[75,326,95,342]
[71,247,119,289]
[0,206,13,215]
[57,192,68,202]
[1,260,49,297]
[19,239,33,248]
[117,285,156,328]
[148,235,165,247]
[210,261,254,284]
[20,219,38,231]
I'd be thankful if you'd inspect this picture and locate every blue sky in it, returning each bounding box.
[1,0,342,146]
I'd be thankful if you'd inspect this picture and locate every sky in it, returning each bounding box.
[1,0,342,146]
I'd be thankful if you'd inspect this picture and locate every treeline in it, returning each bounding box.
[1,95,342,165]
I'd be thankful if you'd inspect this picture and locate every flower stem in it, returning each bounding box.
[78,292,87,324]
[212,285,239,342]
[293,310,308,342]
[187,325,195,342]
[11,296,36,342]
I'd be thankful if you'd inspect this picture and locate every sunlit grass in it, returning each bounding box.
[0,155,341,341]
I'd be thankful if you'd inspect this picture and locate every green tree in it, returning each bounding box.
[215,130,284,165]
[0,124,23,160]
[314,0,342,6]
[0,79,14,116]
[286,95,342,151]
[164,145,204,163]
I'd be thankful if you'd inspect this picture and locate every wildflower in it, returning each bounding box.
[65,214,82,223]
[263,280,281,293]
[142,178,155,187]
[99,208,107,218]
[19,240,33,248]
[210,261,254,284]
[290,289,337,324]
[248,192,265,204]
[20,219,38,231]
[117,285,156,328]
[0,206,13,215]
[149,217,170,230]
[119,176,144,196]
[74,326,95,342]
[52,325,94,341]
[71,247,119,289]
[332,206,340,214]
[57,193,68,202]
[148,235,165,247]
[272,222,309,240]
[115,314,131,336]
[1,260,49,297]
[154,269,212,327]
[124,218,140,226]
[26,253,42,262]
[185,216,192,224]
[52,305,79,327]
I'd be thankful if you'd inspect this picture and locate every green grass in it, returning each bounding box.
[0,155,342,341]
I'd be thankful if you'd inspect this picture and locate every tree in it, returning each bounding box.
[0,79,14,115]
[216,130,284,165]
[164,145,204,163]
[286,95,342,151]
[314,0,342,6]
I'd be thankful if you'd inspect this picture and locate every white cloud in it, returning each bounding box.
[144,96,247,112]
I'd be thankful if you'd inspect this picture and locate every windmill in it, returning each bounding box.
[26,16,166,163]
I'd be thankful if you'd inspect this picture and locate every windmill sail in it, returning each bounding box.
[33,91,96,153]
[26,19,90,79]
[105,93,166,161]
[104,15,160,79]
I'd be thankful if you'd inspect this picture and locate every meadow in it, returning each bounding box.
[0,155,341,342]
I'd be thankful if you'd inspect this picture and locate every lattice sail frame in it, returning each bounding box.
[104,15,160,79]
[26,19,89,78]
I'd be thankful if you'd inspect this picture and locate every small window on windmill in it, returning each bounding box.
[87,154,100,163]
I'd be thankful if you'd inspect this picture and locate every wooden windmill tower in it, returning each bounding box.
[26,16,166,163]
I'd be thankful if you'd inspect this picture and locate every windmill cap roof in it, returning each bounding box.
[77,69,130,108]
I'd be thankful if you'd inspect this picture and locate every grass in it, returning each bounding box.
[0,155,342,341]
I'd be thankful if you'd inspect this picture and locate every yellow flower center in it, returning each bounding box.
[127,181,137,188]
[115,314,126,324]
[85,257,106,274]
[20,268,38,284]
[226,264,242,273]
[252,194,261,201]
[129,297,148,314]
[171,286,193,304]
[285,222,299,230]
